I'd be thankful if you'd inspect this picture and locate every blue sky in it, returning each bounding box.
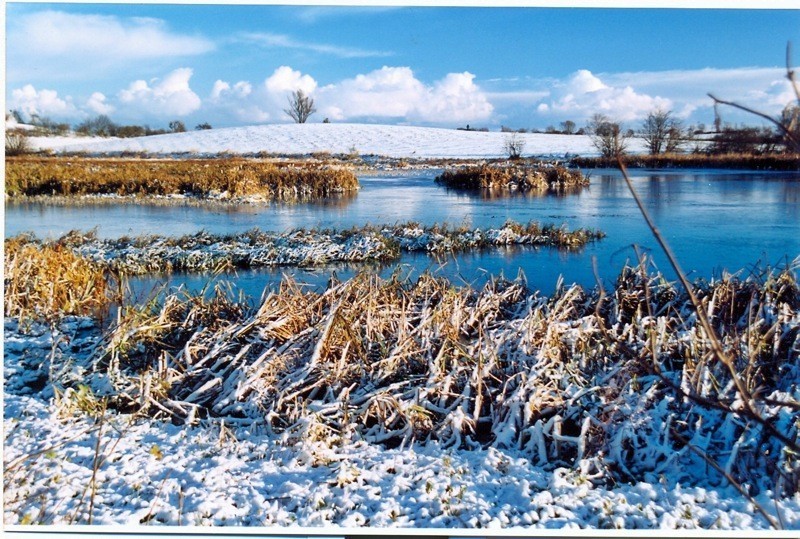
[6,3,800,130]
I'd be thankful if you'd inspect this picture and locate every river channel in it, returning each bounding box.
[6,168,799,298]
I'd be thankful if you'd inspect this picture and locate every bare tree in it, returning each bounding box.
[640,109,683,155]
[587,113,630,158]
[560,120,576,134]
[504,132,525,159]
[284,89,316,124]
[5,129,31,156]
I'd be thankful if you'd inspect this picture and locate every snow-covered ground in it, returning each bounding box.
[7,391,793,530]
[28,123,647,158]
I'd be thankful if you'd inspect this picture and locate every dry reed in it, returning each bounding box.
[436,163,588,193]
[42,262,799,495]
[572,152,800,170]
[11,221,604,276]
[4,236,113,321]
[5,157,359,202]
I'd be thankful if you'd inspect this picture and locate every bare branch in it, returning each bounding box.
[671,428,782,530]
[708,93,800,152]
[786,42,800,105]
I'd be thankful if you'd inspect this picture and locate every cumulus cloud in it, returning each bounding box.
[86,92,115,115]
[538,69,671,122]
[265,66,318,95]
[118,68,202,117]
[316,66,493,123]
[194,65,492,126]
[9,84,78,119]
[600,67,793,120]
[745,78,797,110]
[207,80,269,123]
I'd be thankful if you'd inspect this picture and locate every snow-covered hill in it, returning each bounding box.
[29,123,647,158]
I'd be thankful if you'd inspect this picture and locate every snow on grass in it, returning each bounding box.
[4,265,800,529]
[5,389,797,529]
[29,123,648,158]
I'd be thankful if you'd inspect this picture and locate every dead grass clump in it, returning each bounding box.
[4,237,112,321]
[5,157,359,202]
[435,163,588,194]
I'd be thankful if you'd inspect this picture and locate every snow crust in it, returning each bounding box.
[28,123,647,158]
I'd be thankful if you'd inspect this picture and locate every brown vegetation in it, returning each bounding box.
[435,163,588,193]
[5,157,359,202]
[35,262,800,498]
[4,236,113,321]
[572,152,800,170]
[12,221,604,276]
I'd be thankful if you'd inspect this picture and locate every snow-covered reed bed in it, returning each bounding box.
[435,163,588,193]
[11,221,604,275]
[5,157,359,203]
[5,262,798,529]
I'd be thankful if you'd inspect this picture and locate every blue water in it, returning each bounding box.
[6,168,800,297]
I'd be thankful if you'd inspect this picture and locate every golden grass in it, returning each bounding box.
[5,157,359,202]
[572,152,800,170]
[435,163,588,193]
[4,237,113,321]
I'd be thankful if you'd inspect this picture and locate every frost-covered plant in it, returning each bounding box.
[35,261,798,499]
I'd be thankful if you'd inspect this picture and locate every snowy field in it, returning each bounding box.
[28,122,648,158]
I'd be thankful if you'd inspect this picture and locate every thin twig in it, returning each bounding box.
[707,93,800,150]
[671,428,781,530]
[87,400,108,525]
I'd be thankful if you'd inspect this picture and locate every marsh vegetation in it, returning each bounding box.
[5,157,359,203]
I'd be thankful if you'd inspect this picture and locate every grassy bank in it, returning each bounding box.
[571,152,800,170]
[8,221,605,276]
[11,262,798,500]
[435,163,588,193]
[5,157,360,202]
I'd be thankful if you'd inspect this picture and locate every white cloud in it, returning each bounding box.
[9,84,78,119]
[194,65,492,126]
[265,66,318,95]
[601,67,793,117]
[207,80,269,123]
[316,66,493,124]
[7,11,214,83]
[414,72,494,123]
[746,79,797,110]
[11,11,214,60]
[86,92,114,115]
[539,69,671,122]
[118,68,202,117]
[240,32,392,59]
[210,80,253,100]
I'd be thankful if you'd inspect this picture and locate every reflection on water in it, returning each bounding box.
[442,185,586,201]
[6,168,800,295]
